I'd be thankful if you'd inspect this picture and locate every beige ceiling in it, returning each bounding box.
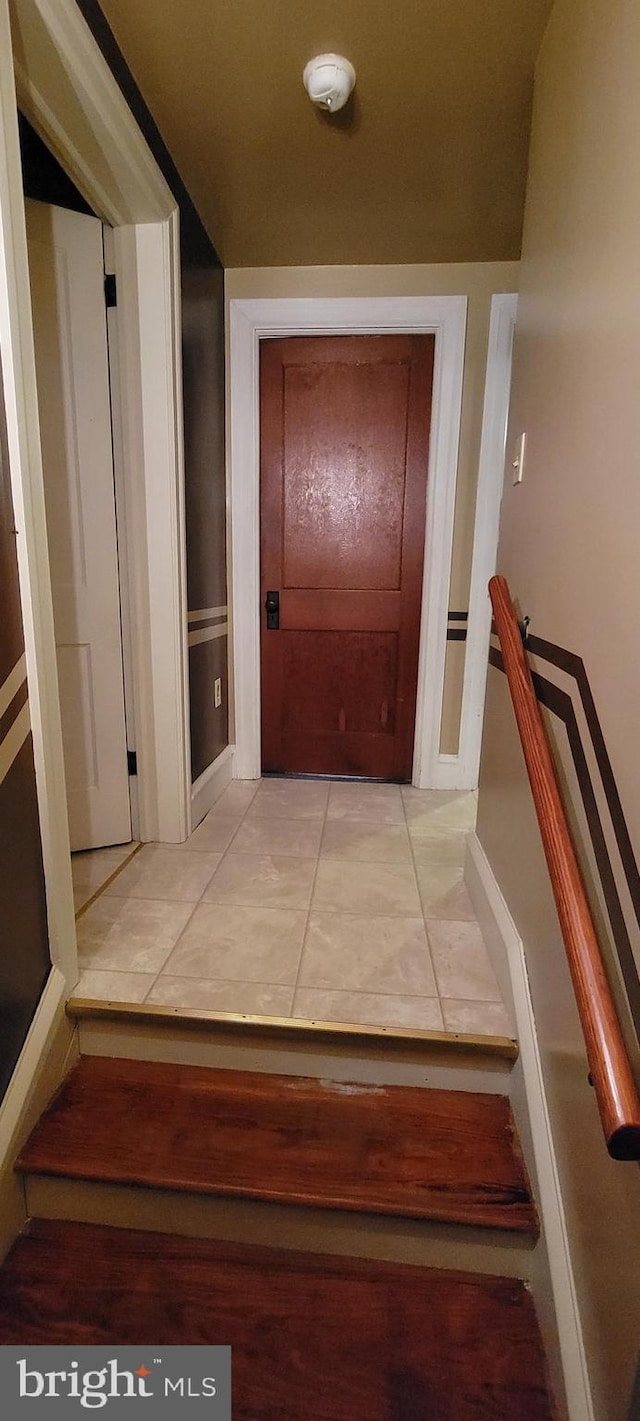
[97,0,553,268]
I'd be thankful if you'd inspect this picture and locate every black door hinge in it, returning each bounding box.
[104,273,117,308]
[127,750,138,776]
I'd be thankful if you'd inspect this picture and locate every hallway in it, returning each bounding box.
[73,779,513,1038]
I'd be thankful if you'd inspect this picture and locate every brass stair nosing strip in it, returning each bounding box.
[65,997,518,1061]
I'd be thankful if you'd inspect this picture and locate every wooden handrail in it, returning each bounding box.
[489,575,640,1161]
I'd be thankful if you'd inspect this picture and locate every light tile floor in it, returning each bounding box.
[72,779,515,1038]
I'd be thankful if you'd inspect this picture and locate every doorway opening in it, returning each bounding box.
[19,122,139,942]
[19,118,139,921]
[259,334,434,782]
[3,0,191,997]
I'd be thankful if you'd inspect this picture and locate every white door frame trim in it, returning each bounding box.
[456,293,517,789]
[0,0,191,989]
[0,0,75,982]
[110,214,190,845]
[229,295,467,786]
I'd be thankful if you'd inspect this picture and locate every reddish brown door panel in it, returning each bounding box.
[260,334,434,779]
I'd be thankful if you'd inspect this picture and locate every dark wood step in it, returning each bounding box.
[16,1056,537,1234]
[0,1219,553,1419]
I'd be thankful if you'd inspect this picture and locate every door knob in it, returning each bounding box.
[265,590,280,630]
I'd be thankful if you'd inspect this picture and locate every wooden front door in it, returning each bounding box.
[260,334,434,780]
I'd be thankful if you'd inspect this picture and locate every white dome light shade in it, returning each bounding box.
[303,54,356,113]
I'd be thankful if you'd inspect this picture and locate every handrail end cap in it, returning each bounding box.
[607,1123,640,1162]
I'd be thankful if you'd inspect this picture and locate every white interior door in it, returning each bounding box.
[25,198,131,851]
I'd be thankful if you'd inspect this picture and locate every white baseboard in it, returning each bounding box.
[190,745,235,831]
[419,753,477,792]
[465,833,594,1421]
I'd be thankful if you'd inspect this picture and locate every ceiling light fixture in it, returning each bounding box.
[303,54,356,114]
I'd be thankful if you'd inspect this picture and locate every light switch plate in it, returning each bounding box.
[512,432,526,485]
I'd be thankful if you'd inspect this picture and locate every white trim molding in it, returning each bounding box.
[229,295,467,786]
[190,744,235,830]
[112,214,190,843]
[0,0,193,1017]
[465,833,594,1421]
[10,0,175,226]
[457,294,517,789]
[0,0,77,982]
[2,0,192,868]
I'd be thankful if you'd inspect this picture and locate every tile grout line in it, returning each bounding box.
[79,782,264,1004]
[407,799,508,1023]
[78,785,485,1025]
[294,785,440,1025]
[100,973,450,1003]
[289,781,332,1016]
[140,899,203,1004]
[78,964,492,1003]
[82,892,205,1007]
[75,844,181,1001]
[138,782,316,1011]
[128,784,256,1006]
[206,782,261,862]
[142,778,324,1009]
[290,783,433,1025]
[141,784,261,1004]
[402,787,446,1029]
[214,776,328,1018]
[75,961,466,1023]
[73,963,505,1032]
[78,783,503,1028]
[80,849,227,1003]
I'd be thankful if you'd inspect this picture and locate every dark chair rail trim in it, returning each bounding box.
[489,576,640,1159]
[526,633,640,937]
[490,644,640,1035]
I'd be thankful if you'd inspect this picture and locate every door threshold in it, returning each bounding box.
[65,996,517,1063]
[261,772,408,784]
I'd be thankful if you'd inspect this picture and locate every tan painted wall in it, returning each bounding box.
[476,2,640,1417]
[226,261,520,755]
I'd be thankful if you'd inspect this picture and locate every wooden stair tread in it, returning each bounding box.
[0,1219,553,1419]
[16,1057,537,1234]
